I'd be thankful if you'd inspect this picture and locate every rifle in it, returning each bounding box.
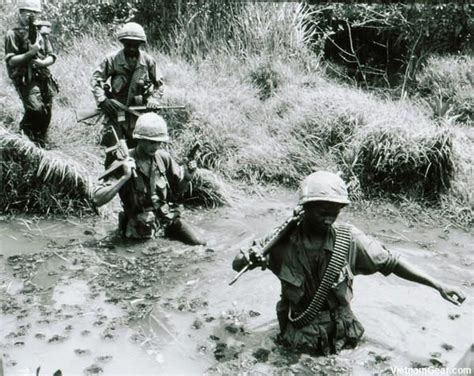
[99,128,137,180]
[28,15,38,44]
[76,103,186,123]
[228,207,303,286]
[26,15,38,84]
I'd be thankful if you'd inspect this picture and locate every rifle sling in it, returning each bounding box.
[288,225,352,329]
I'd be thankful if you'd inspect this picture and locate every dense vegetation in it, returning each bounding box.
[0,1,472,227]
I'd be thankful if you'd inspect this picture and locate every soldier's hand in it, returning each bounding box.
[242,246,267,270]
[39,25,51,35]
[121,158,136,179]
[187,160,197,173]
[146,98,161,110]
[438,284,466,306]
[99,99,121,117]
[28,38,41,56]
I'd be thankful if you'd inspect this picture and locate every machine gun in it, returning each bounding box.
[228,206,303,285]
[99,128,137,180]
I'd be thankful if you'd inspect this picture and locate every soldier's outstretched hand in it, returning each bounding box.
[438,284,466,305]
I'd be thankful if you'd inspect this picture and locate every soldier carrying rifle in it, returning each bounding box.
[232,171,465,355]
[93,113,206,246]
[4,0,58,147]
[90,22,165,166]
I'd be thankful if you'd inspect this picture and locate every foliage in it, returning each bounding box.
[346,127,455,201]
[306,3,472,88]
[0,127,95,215]
[44,0,136,47]
[415,55,474,125]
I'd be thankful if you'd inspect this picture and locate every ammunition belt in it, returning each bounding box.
[288,225,352,329]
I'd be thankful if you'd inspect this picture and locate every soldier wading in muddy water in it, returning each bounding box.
[90,22,165,166]
[232,171,466,355]
[4,0,59,147]
[93,112,206,246]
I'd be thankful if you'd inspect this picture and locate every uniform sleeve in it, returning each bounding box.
[148,57,164,99]
[91,55,112,104]
[351,226,400,276]
[158,150,184,192]
[93,176,118,194]
[4,30,20,64]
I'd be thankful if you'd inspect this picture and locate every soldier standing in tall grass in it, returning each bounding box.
[90,22,164,166]
[4,0,58,147]
[233,171,466,355]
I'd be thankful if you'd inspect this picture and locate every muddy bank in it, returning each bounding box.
[0,193,472,375]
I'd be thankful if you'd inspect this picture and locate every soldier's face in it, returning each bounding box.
[122,40,141,57]
[19,9,39,26]
[303,201,345,229]
[138,139,163,156]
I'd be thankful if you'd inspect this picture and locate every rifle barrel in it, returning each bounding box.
[228,264,250,286]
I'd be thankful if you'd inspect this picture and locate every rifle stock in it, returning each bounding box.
[99,128,137,180]
[228,207,303,286]
[75,108,101,122]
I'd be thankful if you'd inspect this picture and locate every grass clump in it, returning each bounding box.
[0,127,95,215]
[415,55,474,125]
[347,127,455,201]
[249,62,282,101]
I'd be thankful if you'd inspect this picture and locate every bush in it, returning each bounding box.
[346,127,455,201]
[307,3,472,87]
[415,55,474,125]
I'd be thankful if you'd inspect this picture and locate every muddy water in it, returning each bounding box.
[0,193,472,375]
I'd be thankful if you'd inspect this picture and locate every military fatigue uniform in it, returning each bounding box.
[91,50,164,153]
[95,148,204,245]
[260,222,400,355]
[4,24,58,146]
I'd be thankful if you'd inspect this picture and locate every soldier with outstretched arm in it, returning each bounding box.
[232,171,465,355]
[93,113,206,246]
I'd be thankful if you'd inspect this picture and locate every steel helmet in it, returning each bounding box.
[133,113,169,142]
[298,171,350,206]
[18,0,42,12]
[117,22,147,43]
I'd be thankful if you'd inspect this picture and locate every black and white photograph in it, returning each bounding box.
[0,0,472,375]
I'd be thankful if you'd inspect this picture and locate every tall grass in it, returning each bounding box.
[169,2,315,60]
[415,55,474,125]
[0,3,472,227]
